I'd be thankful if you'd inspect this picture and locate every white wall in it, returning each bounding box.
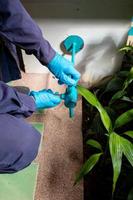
[22,0,132,86]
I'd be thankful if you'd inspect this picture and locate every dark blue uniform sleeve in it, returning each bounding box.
[0,81,36,118]
[0,0,56,65]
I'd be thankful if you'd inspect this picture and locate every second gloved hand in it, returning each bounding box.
[47,53,81,86]
[29,89,61,109]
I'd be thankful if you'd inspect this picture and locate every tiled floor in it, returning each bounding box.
[0,163,39,200]
[34,74,83,200]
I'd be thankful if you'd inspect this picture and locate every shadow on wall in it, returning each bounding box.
[78,35,127,88]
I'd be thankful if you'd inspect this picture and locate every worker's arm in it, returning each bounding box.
[0,0,80,86]
[0,81,61,117]
[0,0,56,65]
[0,81,36,117]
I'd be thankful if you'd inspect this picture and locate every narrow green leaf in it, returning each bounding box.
[109,90,126,105]
[77,85,112,132]
[123,67,133,90]
[120,136,133,167]
[98,105,112,132]
[121,96,133,103]
[104,77,123,93]
[86,139,102,151]
[77,85,99,107]
[123,131,133,139]
[119,46,133,52]
[117,71,129,78]
[75,153,102,184]
[114,109,133,129]
[109,132,122,193]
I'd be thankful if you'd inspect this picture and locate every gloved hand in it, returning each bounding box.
[29,89,61,109]
[47,53,80,86]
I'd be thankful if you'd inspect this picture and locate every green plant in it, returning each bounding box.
[75,46,133,197]
[75,84,133,195]
[120,45,133,53]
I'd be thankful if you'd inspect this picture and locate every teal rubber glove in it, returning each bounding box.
[29,89,61,109]
[47,53,80,86]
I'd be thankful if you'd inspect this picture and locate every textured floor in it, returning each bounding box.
[33,99,83,200]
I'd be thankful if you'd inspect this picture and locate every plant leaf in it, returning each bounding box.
[98,105,112,132]
[123,67,133,90]
[109,132,123,193]
[109,90,126,105]
[104,77,123,93]
[120,136,133,167]
[117,71,129,78]
[74,153,102,184]
[86,139,102,151]
[121,96,133,103]
[114,109,133,129]
[77,85,112,132]
[77,85,99,107]
[123,131,133,139]
[119,46,133,52]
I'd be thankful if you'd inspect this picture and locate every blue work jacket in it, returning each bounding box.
[0,0,56,82]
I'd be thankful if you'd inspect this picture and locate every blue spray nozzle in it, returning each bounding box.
[62,35,84,118]
[60,86,78,118]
